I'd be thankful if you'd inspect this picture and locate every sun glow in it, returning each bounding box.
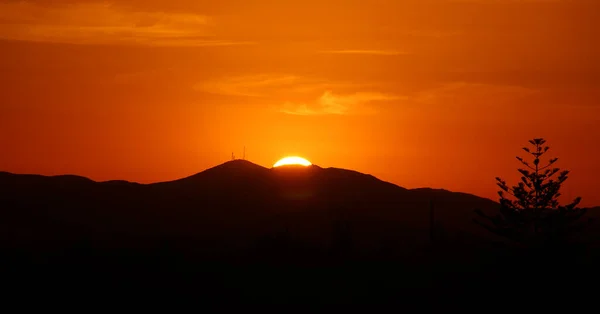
[273,156,312,168]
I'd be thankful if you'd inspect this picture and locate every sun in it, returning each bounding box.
[273,156,312,168]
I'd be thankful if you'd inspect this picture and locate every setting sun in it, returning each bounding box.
[273,156,312,168]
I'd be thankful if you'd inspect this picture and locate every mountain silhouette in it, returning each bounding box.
[0,160,501,252]
[1,160,599,304]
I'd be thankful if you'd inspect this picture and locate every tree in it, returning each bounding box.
[475,138,589,248]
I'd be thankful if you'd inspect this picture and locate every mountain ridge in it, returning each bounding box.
[0,159,504,248]
[2,160,599,303]
[0,160,488,201]
[2,162,597,213]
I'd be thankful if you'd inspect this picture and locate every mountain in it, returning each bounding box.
[1,160,597,304]
[0,160,501,252]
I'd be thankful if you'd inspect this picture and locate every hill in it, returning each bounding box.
[0,160,598,304]
[0,160,501,253]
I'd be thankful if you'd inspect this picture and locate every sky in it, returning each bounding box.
[1,0,599,206]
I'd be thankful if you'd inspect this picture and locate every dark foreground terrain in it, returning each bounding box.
[2,160,599,306]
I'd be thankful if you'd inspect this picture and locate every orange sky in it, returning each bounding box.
[1,0,599,206]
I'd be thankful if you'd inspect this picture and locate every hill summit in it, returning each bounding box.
[2,161,600,303]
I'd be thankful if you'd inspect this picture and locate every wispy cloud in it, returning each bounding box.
[319,50,408,56]
[402,30,463,38]
[195,74,303,97]
[194,74,350,97]
[447,0,561,3]
[0,2,248,47]
[280,91,398,116]
[414,82,539,105]
[194,74,397,115]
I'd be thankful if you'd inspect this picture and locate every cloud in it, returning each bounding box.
[414,82,539,105]
[447,0,561,2]
[195,74,302,97]
[194,74,354,97]
[402,30,463,38]
[280,91,398,116]
[318,50,408,56]
[0,2,248,46]
[194,74,398,115]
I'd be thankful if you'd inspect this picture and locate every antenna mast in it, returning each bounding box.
[243,146,246,160]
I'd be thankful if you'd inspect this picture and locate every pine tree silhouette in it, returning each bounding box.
[475,138,589,248]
